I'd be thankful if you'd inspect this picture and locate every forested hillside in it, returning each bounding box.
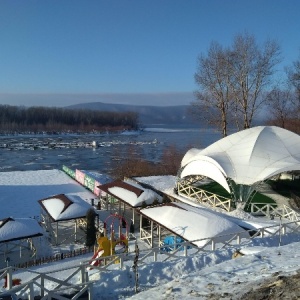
[0,105,139,134]
[67,102,200,126]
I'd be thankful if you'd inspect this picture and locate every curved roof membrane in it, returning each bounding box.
[180,126,300,190]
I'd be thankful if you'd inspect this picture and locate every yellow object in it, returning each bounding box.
[96,235,128,257]
[97,236,111,256]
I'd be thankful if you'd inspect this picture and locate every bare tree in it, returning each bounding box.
[193,33,281,136]
[287,51,300,105]
[266,87,296,128]
[193,42,233,136]
[228,33,281,129]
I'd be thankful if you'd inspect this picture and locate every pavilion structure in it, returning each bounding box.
[0,217,43,268]
[97,179,163,233]
[38,193,93,245]
[177,126,300,214]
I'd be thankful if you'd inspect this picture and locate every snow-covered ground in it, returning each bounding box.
[0,169,97,220]
[3,236,300,299]
[1,169,300,299]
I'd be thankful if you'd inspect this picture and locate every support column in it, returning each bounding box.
[140,215,143,237]
[150,220,154,248]
[158,225,161,246]
[132,208,135,228]
[75,220,77,242]
[56,222,58,245]
[105,194,108,210]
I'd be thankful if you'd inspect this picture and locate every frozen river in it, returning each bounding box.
[0,125,221,174]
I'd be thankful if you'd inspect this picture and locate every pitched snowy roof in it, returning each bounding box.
[81,170,112,184]
[0,217,43,243]
[99,179,162,208]
[133,175,177,194]
[140,203,249,247]
[180,126,300,191]
[38,194,93,222]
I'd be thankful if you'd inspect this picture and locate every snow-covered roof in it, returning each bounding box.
[133,175,177,195]
[99,179,162,208]
[180,126,300,192]
[0,217,43,243]
[140,203,249,247]
[81,170,112,184]
[38,194,93,221]
[0,169,96,220]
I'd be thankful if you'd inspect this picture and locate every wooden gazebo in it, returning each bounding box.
[38,194,93,245]
[0,217,43,268]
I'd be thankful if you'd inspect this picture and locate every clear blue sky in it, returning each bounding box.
[0,0,299,107]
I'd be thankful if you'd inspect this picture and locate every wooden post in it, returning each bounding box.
[211,239,215,251]
[150,220,154,248]
[282,223,286,235]
[28,282,34,300]
[41,273,45,297]
[184,244,187,257]
[158,225,161,247]
[120,255,124,269]
[75,220,77,242]
[56,222,58,246]
[105,194,108,210]
[132,208,135,229]
[140,215,143,238]
[80,262,86,283]
[237,233,241,245]
[153,249,157,262]
[88,282,94,300]
[6,267,12,290]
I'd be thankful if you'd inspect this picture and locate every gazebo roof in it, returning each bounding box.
[180,126,300,192]
[38,194,93,222]
[98,179,162,208]
[0,217,43,243]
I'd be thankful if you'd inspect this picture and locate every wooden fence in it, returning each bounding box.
[11,247,93,269]
[250,203,300,221]
[177,181,232,211]
[0,263,92,300]
[2,218,300,299]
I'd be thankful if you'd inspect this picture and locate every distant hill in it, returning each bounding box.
[66,102,200,126]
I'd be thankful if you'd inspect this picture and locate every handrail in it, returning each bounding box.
[2,218,300,298]
[250,203,300,221]
[177,181,232,212]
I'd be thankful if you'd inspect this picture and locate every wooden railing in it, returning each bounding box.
[2,219,300,298]
[0,262,91,299]
[12,246,93,269]
[177,181,232,212]
[250,203,300,221]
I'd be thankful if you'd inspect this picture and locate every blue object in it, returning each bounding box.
[161,236,186,252]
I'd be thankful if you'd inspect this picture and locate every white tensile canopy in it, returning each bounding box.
[180,126,300,201]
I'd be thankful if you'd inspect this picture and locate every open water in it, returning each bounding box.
[0,125,222,173]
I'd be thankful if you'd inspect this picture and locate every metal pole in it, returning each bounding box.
[279,216,282,247]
